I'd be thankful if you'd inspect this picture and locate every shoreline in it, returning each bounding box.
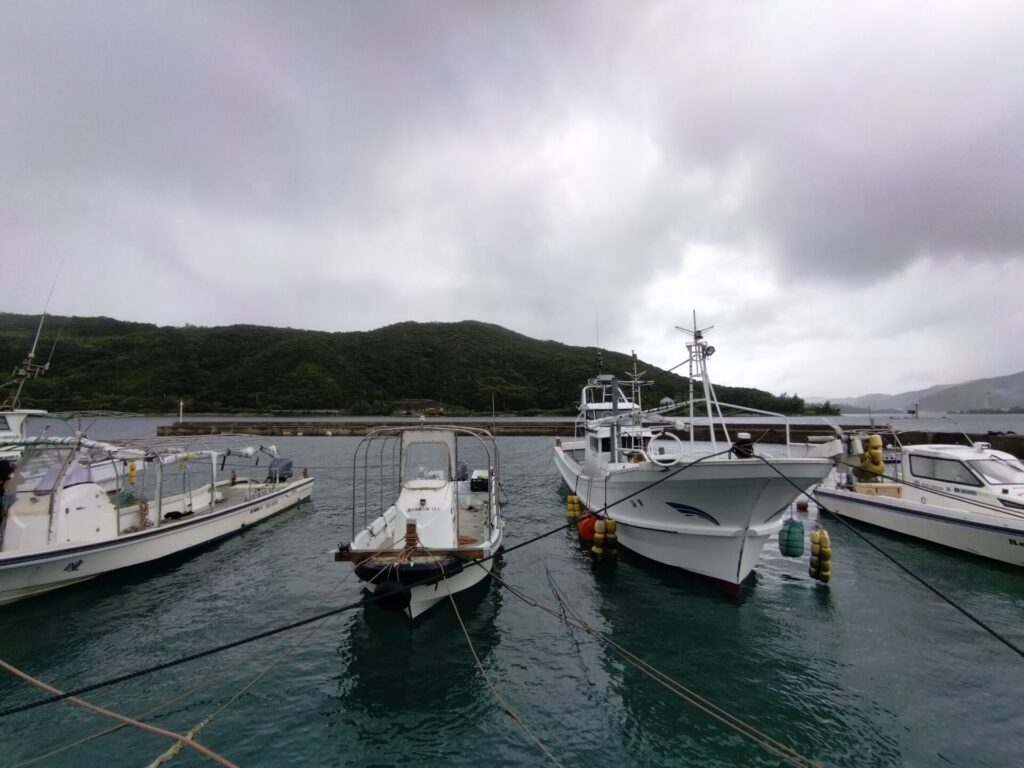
[159,418,1024,458]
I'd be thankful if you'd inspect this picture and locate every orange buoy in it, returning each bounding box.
[578,515,596,542]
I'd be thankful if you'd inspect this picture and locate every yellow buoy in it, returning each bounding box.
[605,532,618,555]
[808,524,835,583]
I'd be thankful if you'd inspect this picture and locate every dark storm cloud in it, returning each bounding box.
[3,1,1023,395]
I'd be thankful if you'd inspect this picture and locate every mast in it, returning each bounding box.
[2,262,62,411]
[2,313,51,410]
[674,311,721,451]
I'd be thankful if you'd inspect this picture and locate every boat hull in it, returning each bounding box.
[360,553,499,619]
[817,487,1024,566]
[0,477,314,605]
[555,443,831,584]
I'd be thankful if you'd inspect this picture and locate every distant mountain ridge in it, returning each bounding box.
[0,313,808,415]
[823,370,1024,412]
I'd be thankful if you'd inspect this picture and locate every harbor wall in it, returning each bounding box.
[159,419,1024,458]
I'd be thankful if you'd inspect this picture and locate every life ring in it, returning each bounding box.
[644,431,684,467]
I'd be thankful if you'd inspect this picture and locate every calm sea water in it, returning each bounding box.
[1,420,1023,767]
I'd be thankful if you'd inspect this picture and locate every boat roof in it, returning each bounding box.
[904,443,1014,461]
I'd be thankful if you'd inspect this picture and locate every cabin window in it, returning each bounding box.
[599,437,611,453]
[968,459,1024,485]
[909,455,982,487]
[403,442,450,481]
[0,416,9,430]
[589,437,600,452]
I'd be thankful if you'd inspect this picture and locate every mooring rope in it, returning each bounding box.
[11,568,369,768]
[431,553,565,768]
[145,565,368,767]
[0,659,239,768]
[489,568,821,768]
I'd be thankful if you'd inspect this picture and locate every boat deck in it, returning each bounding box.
[456,504,489,545]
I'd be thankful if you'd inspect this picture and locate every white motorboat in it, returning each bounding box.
[0,435,314,605]
[333,426,503,619]
[553,317,837,589]
[816,433,1024,565]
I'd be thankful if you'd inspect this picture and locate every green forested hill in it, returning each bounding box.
[0,313,808,415]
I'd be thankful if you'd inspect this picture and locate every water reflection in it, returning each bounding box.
[329,562,504,723]
[573,538,906,766]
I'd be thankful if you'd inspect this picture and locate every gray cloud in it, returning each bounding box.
[3,1,1023,397]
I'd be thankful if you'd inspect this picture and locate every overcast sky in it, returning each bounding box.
[3,1,1023,399]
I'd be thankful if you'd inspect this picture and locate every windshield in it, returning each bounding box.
[968,459,1024,485]
[403,441,450,482]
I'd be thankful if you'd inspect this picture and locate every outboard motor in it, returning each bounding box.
[732,432,754,459]
[266,457,294,483]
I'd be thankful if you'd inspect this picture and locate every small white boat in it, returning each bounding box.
[334,426,503,619]
[817,433,1024,565]
[554,316,837,589]
[0,435,314,605]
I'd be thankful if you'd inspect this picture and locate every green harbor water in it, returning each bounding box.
[1,430,1023,767]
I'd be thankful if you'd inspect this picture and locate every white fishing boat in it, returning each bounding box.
[553,317,837,589]
[333,426,503,619]
[0,435,314,605]
[816,432,1024,565]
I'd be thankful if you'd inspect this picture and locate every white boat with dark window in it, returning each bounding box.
[817,433,1024,565]
[553,317,837,589]
[333,426,503,619]
[0,435,314,605]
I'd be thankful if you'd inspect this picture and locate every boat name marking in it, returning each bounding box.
[63,559,84,572]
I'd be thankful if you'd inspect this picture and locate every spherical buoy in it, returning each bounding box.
[578,515,596,542]
[372,580,411,612]
[778,518,805,557]
[796,500,809,512]
[605,519,617,535]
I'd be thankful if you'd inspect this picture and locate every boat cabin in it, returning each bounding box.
[852,440,1024,511]
[580,375,640,422]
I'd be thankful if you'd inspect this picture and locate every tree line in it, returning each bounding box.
[0,313,837,416]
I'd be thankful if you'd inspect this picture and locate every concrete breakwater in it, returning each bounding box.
[158,418,1024,458]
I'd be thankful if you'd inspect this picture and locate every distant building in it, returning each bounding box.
[660,396,675,407]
